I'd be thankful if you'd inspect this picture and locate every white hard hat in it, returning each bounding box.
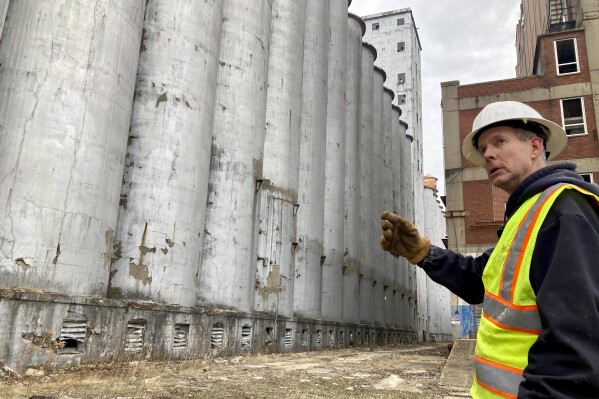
[461,101,568,166]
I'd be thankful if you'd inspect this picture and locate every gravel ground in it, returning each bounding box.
[1,343,464,399]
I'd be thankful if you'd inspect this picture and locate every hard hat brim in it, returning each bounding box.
[461,117,568,166]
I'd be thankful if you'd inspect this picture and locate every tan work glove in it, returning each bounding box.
[380,211,431,264]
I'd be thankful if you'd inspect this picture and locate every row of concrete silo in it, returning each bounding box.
[0,0,450,365]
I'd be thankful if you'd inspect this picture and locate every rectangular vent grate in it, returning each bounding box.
[60,321,87,342]
[241,326,251,349]
[173,324,189,350]
[125,322,145,353]
[316,330,322,345]
[284,328,293,347]
[211,324,224,349]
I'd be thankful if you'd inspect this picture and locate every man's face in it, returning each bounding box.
[476,126,543,194]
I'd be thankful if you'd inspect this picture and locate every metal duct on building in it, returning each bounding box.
[358,42,376,325]
[255,0,307,316]
[342,13,365,325]
[293,0,330,319]
[109,0,223,306]
[321,0,349,322]
[199,0,273,312]
[0,0,145,296]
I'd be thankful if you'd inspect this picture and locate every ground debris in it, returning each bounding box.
[1,343,457,399]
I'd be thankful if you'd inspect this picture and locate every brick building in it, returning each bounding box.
[441,0,599,255]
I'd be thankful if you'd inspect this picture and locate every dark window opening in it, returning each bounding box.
[561,97,586,135]
[397,41,405,52]
[397,73,405,84]
[397,18,405,26]
[555,38,579,74]
[372,22,379,30]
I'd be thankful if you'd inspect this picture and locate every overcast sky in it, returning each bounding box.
[348,0,522,195]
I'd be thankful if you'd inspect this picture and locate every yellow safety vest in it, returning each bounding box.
[471,183,599,399]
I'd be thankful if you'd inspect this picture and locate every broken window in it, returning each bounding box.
[397,41,405,52]
[561,97,586,135]
[301,329,310,347]
[125,320,145,354]
[57,320,87,354]
[265,327,274,347]
[397,73,405,84]
[372,22,379,30]
[397,18,405,26]
[173,324,189,351]
[580,173,593,183]
[397,94,406,105]
[555,38,579,75]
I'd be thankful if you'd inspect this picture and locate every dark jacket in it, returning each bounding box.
[419,163,599,398]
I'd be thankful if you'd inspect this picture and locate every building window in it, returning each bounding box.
[554,38,579,75]
[397,18,405,26]
[580,173,594,183]
[372,22,379,31]
[397,94,406,105]
[561,97,586,136]
[397,73,405,84]
[397,42,405,52]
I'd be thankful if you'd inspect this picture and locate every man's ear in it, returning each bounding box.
[530,136,545,158]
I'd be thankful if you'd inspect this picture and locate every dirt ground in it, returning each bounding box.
[1,343,461,399]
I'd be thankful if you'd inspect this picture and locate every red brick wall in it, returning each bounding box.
[456,29,598,247]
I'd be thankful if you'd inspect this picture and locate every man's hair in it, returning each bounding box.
[473,120,549,160]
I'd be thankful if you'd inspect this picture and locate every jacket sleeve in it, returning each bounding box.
[519,191,599,398]
[417,245,491,304]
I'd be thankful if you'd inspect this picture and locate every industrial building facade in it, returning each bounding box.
[442,0,599,257]
[0,1,451,371]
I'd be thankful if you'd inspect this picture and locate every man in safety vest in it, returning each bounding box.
[380,101,599,398]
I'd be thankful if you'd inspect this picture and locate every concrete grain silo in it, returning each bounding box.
[321,0,349,322]
[342,13,365,325]
[0,0,8,41]
[358,42,376,325]
[293,0,330,319]
[199,0,272,312]
[390,104,405,330]
[108,0,223,306]
[382,87,395,328]
[0,0,144,296]
[401,122,416,331]
[372,66,386,327]
[255,0,306,316]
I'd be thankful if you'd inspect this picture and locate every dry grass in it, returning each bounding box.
[1,345,453,399]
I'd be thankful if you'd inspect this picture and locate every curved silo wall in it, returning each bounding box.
[382,87,395,328]
[402,125,416,331]
[390,105,405,330]
[358,42,376,325]
[255,0,306,316]
[342,13,364,325]
[372,66,385,327]
[0,0,8,41]
[199,0,272,312]
[108,0,223,306]
[321,0,348,322]
[293,0,330,319]
[0,0,144,296]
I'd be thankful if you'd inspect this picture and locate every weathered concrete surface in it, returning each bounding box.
[439,339,476,391]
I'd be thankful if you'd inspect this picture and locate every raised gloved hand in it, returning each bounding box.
[380,211,431,264]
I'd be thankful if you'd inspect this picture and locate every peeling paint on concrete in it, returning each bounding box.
[15,258,31,271]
